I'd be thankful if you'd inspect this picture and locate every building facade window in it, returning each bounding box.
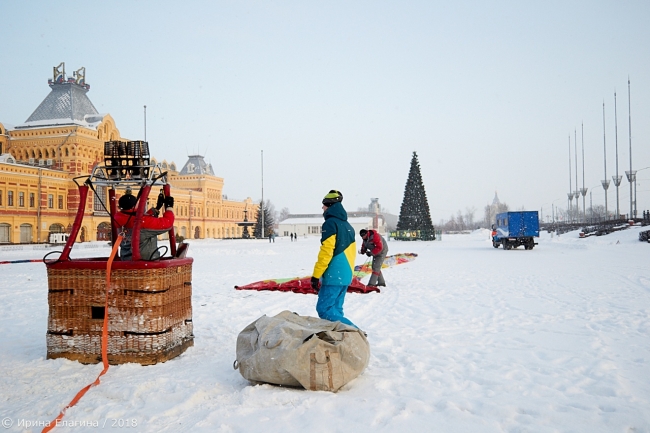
[29,193,35,207]
[0,191,3,206]
[58,195,64,209]
[0,223,10,243]
[93,187,107,212]
[48,194,54,208]
[8,191,14,206]
[19,192,25,207]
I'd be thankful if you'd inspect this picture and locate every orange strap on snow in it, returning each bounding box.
[43,236,122,433]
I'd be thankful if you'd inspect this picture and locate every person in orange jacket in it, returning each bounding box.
[114,190,175,261]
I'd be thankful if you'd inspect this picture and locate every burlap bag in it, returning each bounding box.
[234,310,370,392]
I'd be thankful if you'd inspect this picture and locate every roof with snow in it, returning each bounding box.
[17,80,100,129]
[0,153,17,164]
[179,155,215,176]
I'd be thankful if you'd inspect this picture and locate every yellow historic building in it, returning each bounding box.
[0,63,256,244]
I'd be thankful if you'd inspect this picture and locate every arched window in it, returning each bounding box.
[20,223,33,243]
[97,222,111,241]
[49,223,65,233]
[0,223,10,243]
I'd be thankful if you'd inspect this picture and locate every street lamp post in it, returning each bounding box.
[580,123,588,222]
[568,135,574,221]
[574,129,580,222]
[625,169,637,219]
[626,78,634,218]
[602,102,610,220]
[261,150,264,239]
[613,92,622,218]
[552,198,562,230]
[630,166,650,217]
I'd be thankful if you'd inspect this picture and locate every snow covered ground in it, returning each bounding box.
[1,228,649,432]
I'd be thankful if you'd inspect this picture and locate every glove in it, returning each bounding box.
[156,191,165,210]
[164,196,174,208]
[310,277,320,292]
[365,251,372,257]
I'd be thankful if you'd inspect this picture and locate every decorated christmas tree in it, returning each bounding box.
[396,152,435,240]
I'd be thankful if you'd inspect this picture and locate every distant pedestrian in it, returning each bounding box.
[290,233,294,242]
[310,190,357,328]
[294,232,297,241]
[359,229,388,287]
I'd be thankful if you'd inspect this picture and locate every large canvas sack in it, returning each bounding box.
[235,310,370,392]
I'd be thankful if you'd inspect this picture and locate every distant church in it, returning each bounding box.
[484,191,508,226]
[0,63,256,243]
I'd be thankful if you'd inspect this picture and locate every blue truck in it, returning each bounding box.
[492,211,539,250]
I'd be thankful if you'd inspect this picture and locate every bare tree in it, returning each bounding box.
[465,207,476,229]
[278,207,290,222]
[456,210,465,230]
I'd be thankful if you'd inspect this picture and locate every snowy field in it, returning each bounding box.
[1,228,649,433]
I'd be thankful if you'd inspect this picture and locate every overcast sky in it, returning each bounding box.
[1,1,649,222]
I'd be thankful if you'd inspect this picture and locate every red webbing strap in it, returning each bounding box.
[163,184,177,257]
[60,185,89,261]
[109,188,118,246]
[42,236,123,433]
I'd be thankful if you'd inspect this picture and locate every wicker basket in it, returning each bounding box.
[46,258,194,365]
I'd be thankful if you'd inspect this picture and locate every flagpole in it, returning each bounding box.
[261,150,264,239]
[627,77,635,218]
[144,105,147,141]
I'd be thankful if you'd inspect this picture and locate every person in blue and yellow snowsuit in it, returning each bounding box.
[310,190,358,328]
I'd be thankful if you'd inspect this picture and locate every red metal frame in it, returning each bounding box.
[130,184,151,261]
[55,179,183,264]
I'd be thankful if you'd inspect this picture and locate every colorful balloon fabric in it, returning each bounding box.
[234,253,417,295]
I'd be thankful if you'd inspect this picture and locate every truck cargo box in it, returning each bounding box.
[493,211,539,250]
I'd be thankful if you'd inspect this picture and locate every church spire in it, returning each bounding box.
[492,191,500,206]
